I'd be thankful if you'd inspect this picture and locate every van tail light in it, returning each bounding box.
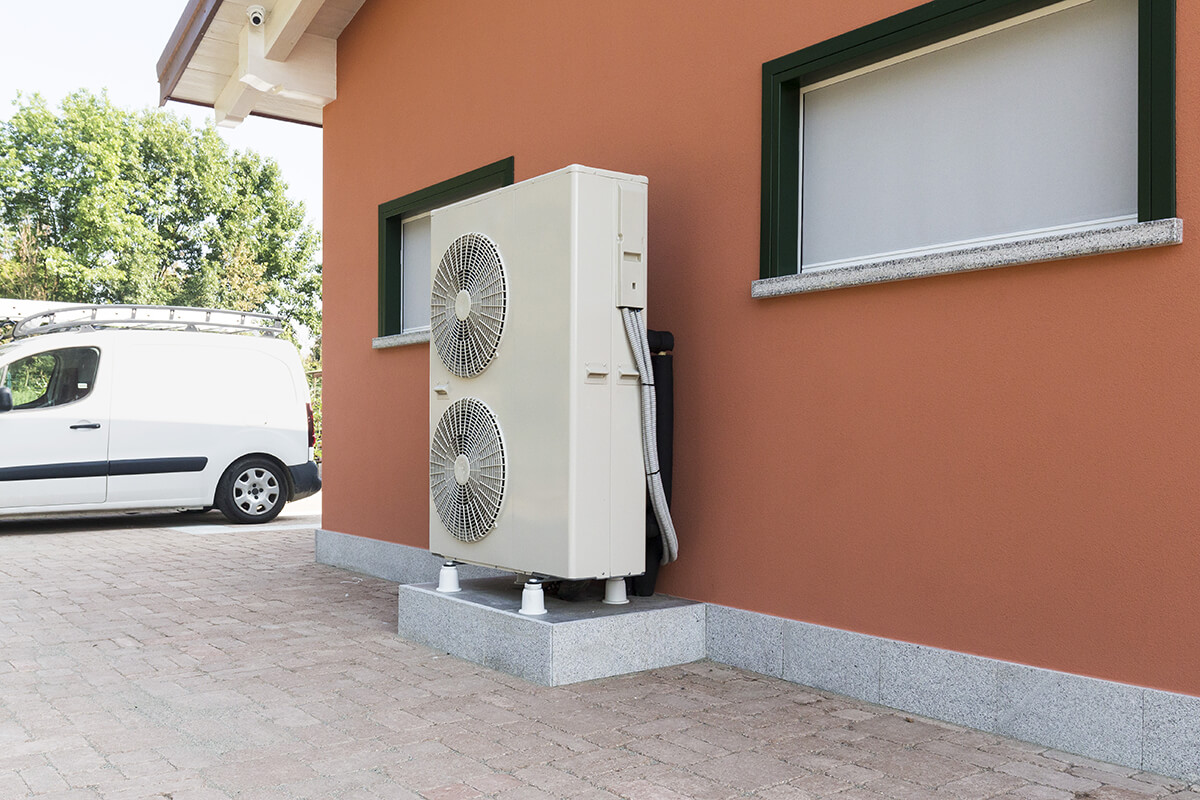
[307,403,316,448]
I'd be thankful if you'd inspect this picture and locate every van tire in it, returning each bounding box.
[216,457,287,524]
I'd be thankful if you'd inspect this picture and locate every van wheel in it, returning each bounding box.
[216,457,287,524]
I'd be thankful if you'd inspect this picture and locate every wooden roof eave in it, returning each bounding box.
[157,0,223,108]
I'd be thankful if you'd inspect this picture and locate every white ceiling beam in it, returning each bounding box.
[212,22,335,128]
[214,68,259,127]
[242,23,336,105]
[209,6,338,128]
[264,0,325,62]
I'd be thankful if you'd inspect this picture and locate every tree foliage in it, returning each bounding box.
[0,90,320,339]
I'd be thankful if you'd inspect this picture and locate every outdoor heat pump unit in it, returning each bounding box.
[428,165,650,580]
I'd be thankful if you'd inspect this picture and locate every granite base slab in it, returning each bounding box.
[397,577,705,686]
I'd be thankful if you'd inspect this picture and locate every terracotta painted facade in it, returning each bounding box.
[321,1,1198,696]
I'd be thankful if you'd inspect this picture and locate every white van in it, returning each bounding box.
[0,305,320,523]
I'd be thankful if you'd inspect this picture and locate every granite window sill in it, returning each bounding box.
[372,328,431,349]
[752,218,1183,299]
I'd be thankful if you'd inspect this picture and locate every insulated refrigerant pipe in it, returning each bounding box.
[621,307,679,564]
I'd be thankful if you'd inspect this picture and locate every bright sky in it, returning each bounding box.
[0,1,324,233]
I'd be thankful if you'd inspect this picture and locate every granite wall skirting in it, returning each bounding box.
[314,528,505,584]
[707,605,1200,782]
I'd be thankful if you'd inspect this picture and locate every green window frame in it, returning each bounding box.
[759,0,1175,280]
[378,157,515,337]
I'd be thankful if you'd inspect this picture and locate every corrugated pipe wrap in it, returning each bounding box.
[621,307,679,565]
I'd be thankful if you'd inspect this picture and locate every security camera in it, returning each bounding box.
[247,5,267,26]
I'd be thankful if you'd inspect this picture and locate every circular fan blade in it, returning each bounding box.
[429,397,506,542]
[431,233,507,378]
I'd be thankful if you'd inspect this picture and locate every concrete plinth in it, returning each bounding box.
[397,577,705,686]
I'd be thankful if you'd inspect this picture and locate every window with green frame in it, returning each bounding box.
[378,157,514,338]
[759,0,1175,281]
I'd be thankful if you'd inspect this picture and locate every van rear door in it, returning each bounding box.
[0,346,110,508]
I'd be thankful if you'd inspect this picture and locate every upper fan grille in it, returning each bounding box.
[430,396,507,542]
[431,233,507,378]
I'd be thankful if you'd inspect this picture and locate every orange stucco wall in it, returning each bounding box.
[323,0,1200,695]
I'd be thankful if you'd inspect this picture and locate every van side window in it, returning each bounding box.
[0,347,100,409]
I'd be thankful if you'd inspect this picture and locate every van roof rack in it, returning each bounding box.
[11,304,285,340]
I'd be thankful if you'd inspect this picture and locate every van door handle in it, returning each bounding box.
[70,422,101,430]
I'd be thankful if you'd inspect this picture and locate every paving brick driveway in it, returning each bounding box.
[1,506,1196,800]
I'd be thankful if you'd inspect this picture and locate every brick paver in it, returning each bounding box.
[2,513,1198,800]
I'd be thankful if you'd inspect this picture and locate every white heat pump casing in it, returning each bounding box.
[429,165,647,580]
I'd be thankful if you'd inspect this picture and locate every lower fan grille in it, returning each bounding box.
[430,397,507,542]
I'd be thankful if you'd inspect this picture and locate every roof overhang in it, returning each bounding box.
[157,0,365,128]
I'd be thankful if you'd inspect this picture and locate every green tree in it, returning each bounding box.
[0,90,320,338]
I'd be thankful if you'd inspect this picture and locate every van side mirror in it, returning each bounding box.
[0,387,11,412]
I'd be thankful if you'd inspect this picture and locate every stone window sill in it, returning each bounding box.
[372,329,430,349]
[751,218,1183,299]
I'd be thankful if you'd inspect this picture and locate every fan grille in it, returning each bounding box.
[430,397,507,542]
[431,233,507,378]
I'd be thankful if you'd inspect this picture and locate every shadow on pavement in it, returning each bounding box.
[0,492,322,536]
